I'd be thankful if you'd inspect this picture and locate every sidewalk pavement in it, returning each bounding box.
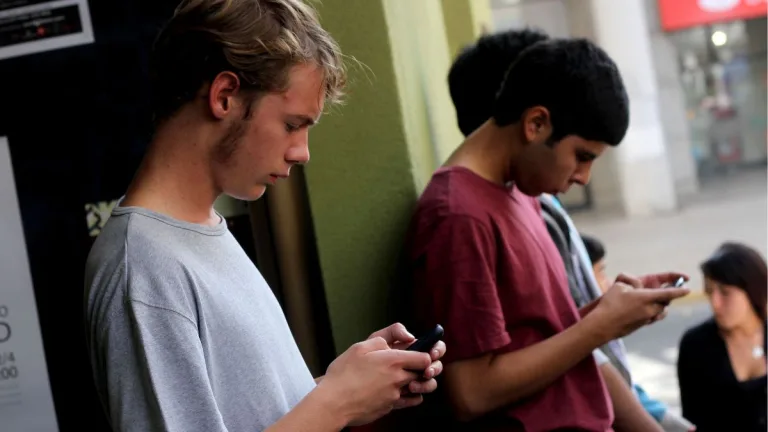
[570,168,767,299]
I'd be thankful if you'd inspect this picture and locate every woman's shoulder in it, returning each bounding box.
[680,317,719,349]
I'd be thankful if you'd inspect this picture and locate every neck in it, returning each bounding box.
[444,120,521,186]
[724,313,764,340]
[123,112,221,226]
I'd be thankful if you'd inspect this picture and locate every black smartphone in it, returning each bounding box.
[406,324,444,353]
[662,276,686,289]
[660,277,687,306]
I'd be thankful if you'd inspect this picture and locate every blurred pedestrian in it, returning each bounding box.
[678,242,767,431]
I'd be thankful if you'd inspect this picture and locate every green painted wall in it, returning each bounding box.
[306,0,464,351]
[441,0,494,59]
[384,0,465,176]
[307,0,418,351]
[382,0,436,192]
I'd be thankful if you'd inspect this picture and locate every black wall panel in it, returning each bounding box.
[0,2,181,430]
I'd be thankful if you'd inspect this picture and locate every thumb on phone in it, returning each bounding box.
[369,323,416,348]
[644,287,691,304]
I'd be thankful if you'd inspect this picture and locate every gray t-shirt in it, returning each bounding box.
[84,205,316,432]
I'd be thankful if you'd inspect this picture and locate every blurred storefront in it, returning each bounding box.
[659,0,767,182]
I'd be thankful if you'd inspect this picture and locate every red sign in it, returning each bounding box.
[659,0,767,31]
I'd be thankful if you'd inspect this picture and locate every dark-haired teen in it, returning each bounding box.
[405,32,689,430]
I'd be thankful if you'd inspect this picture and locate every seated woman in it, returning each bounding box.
[678,242,767,431]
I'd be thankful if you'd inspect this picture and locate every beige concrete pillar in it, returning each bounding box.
[302,0,463,351]
[441,0,494,59]
[643,0,700,198]
[564,0,679,216]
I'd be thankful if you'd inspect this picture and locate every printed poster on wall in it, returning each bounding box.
[0,0,94,61]
[0,136,59,431]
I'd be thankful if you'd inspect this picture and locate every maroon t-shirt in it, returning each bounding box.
[407,166,612,431]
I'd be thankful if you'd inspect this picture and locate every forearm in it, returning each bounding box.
[600,363,661,432]
[579,297,601,318]
[446,312,610,420]
[266,385,348,432]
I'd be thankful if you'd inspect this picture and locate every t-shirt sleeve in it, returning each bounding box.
[98,299,230,432]
[419,214,511,363]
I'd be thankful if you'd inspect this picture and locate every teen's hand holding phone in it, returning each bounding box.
[626,272,690,290]
[584,272,690,341]
[369,323,446,390]
[313,323,445,427]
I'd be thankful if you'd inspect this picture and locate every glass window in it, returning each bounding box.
[670,18,767,181]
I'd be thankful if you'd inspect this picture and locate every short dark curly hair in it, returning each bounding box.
[580,234,605,265]
[448,29,629,147]
[495,37,629,146]
[448,28,550,137]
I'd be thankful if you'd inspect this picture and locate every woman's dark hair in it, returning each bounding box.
[701,242,767,323]
[580,234,605,265]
